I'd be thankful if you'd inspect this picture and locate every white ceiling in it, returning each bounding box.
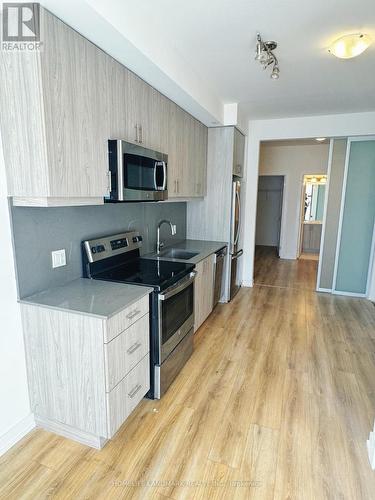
[41,0,375,123]
[90,0,375,120]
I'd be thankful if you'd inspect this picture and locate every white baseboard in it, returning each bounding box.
[332,290,367,298]
[0,413,35,457]
[367,427,375,469]
[242,279,254,287]
[35,415,107,449]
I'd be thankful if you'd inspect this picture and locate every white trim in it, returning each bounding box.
[365,222,375,298]
[333,136,375,295]
[0,413,35,457]
[316,139,334,291]
[316,287,332,293]
[332,290,367,298]
[242,278,254,287]
[332,139,351,292]
[35,415,107,449]
[367,422,375,470]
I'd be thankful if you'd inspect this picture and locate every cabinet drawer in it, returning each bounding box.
[105,295,149,342]
[105,314,150,392]
[106,354,150,438]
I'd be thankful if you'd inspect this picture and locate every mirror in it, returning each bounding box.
[303,175,327,222]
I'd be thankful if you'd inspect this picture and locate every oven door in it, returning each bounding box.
[158,272,195,363]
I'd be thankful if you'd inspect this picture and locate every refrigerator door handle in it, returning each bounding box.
[231,249,243,260]
[234,189,241,246]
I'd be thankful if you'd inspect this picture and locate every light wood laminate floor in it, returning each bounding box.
[1,263,375,498]
[254,246,318,290]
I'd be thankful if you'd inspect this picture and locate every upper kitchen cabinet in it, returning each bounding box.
[233,128,245,177]
[0,8,110,206]
[167,104,207,199]
[0,7,207,206]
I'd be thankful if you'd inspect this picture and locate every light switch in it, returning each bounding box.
[52,249,66,268]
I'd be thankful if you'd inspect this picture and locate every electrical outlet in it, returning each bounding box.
[52,249,66,268]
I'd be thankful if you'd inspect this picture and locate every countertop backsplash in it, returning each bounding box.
[11,201,187,298]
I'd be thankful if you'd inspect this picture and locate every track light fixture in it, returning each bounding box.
[255,33,280,79]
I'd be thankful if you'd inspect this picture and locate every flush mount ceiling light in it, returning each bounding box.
[255,32,280,79]
[315,137,326,142]
[328,33,372,59]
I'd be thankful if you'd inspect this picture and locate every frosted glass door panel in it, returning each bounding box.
[335,140,375,294]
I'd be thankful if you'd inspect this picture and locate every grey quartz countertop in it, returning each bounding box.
[144,239,228,265]
[19,278,153,319]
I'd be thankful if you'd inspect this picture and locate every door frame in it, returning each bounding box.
[255,174,285,256]
[297,171,328,259]
[316,139,334,292]
[331,136,375,297]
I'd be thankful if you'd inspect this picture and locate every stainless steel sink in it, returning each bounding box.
[158,248,199,260]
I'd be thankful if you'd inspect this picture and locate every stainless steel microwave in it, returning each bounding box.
[107,140,168,202]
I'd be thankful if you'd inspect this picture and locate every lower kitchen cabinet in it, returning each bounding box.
[194,254,215,332]
[21,294,151,448]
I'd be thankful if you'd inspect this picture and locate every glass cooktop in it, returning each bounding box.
[93,258,195,291]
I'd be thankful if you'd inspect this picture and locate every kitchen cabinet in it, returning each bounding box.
[0,7,207,206]
[21,293,151,448]
[0,8,110,207]
[194,254,215,332]
[167,105,207,198]
[233,128,246,177]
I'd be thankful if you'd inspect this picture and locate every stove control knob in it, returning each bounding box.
[91,246,96,254]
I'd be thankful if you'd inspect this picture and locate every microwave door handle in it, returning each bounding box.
[162,161,167,190]
[154,161,167,191]
[153,161,158,190]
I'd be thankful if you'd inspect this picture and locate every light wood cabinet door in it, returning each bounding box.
[167,107,207,199]
[194,120,208,196]
[42,12,110,198]
[108,59,132,141]
[167,103,185,196]
[194,254,215,332]
[233,128,245,177]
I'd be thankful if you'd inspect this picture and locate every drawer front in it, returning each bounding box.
[107,354,150,438]
[105,313,150,392]
[105,295,149,343]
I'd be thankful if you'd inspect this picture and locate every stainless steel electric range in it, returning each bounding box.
[82,231,196,399]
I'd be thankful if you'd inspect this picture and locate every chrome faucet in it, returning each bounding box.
[157,220,177,253]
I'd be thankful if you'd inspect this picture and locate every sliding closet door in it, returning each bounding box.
[334,139,375,295]
[318,139,347,290]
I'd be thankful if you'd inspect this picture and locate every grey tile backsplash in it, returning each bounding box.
[11,202,186,298]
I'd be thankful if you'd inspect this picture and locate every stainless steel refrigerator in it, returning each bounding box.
[229,178,243,300]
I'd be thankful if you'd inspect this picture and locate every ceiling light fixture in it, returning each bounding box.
[315,137,326,142]
[255,32,280,79]
[328,33,372,59]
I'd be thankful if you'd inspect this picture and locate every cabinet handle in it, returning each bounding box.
[135,124,139,143]
[139,125,143,143]
[177,179,179,193]
[106,171,112,193]
[127,342,141,354]
[126,309,141,320]
[128,383,142,399]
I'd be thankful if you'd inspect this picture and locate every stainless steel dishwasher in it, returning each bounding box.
[213,246,227,308]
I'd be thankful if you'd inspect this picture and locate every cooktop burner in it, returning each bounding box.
[93,258,194,291]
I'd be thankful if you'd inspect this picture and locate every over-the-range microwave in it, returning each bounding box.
[106,140,168,202]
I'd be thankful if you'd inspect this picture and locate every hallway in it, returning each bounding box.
[1,264,375,498]
[254,245,318,291]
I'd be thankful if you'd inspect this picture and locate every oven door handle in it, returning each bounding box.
[159,271,196,301]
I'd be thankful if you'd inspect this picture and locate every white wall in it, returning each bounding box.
[242,111,375,287]
[0,138,33,456]
[258,143,329,259]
